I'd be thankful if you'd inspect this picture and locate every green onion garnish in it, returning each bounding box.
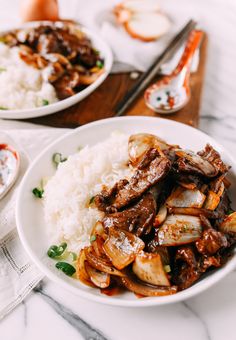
[0,106,8,110]
[164,265,171,273]
[70,252,77,262]
[52,153,67,166]
[96,60,104,69]
[32,187,44,198]
[89,196,95,205]
[42,99,49,106]
[93,49,99,55]
[47,242,67,258]
[90,235,96,243]
[55,262,76,276]
[227,209,234,215]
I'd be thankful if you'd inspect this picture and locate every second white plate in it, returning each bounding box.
[0,22,113,119]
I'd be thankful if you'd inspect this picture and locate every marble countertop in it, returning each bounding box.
[1,0,236,339]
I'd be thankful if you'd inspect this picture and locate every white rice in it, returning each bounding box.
[0,42,58,110]
[44,132,132,253]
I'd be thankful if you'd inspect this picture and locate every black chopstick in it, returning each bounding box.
[113,19,197,117]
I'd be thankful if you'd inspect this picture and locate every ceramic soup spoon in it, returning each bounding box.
[144,30,203,114]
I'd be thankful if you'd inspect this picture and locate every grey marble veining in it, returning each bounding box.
[34,282,109,340]
[181,302,211,340]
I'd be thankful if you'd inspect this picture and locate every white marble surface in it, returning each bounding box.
[1,0,236,339]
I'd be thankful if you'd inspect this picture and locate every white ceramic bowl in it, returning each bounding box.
[0,21,113,119]
[16,117,236,307]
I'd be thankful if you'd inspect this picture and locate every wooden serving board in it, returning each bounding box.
[24,34,207,128]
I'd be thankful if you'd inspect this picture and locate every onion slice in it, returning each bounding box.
[204,183,224,210]
[76,249,94,287]
[84,248,125,277]
[103,227,145,270]
[79,69,104,85]
[121,271,177,297]
[128,133,173,166]
[168,207,222,219]
[175,149,217,177]
[132,252,170,286]
[128,133,161,166]
[166,187,206,208]
[91,235,106,257]
[158,214,202,246]
[91,221,105,237]
[204,191,220,210]
[154,204,167,227]
[84,261,110,289]
[219,212,236,234]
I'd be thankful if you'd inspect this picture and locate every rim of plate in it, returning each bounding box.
[16,116,236,307]
[0,21,113,119]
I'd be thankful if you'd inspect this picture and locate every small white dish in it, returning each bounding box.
[0,143,20,200]
[0,21,113,120]
[16,117,236,307]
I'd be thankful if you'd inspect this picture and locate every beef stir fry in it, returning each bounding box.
[77,133,236,297]
[0,22,104,99]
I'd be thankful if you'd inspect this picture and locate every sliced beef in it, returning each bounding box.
[215,191,231,217]
[94,179,128,212]
[174,173,204,190]
[172,246,200,290]
[37,32,67,55]
[199,214,212,230]
[197,144,229,175]
[102,192,156,237]
[209,174,225,193]
[199,255,221,272]
[53,70,79,99]
[147,240,170,264]
[195,229,228,255]
[95,148,171,212]
[16,23,100,69]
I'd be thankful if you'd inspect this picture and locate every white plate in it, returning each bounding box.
[0,21,113,119]
[16,117,236,307]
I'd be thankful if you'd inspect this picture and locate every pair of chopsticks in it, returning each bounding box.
[114,19,197,117]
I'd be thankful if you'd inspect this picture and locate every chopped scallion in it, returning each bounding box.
[96,60,104,69]
[47,242,67,258]
[32,187,44,198]
[90,235,96,243]
[70,252,77,262]
[52,153,67,166]
[164,265,171,273]
[89,196,95,205]
[42,99,49,106]
[55,262,76,276]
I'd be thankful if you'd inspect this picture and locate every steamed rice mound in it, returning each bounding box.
[44,132,133,253]
[0,42,58,110]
